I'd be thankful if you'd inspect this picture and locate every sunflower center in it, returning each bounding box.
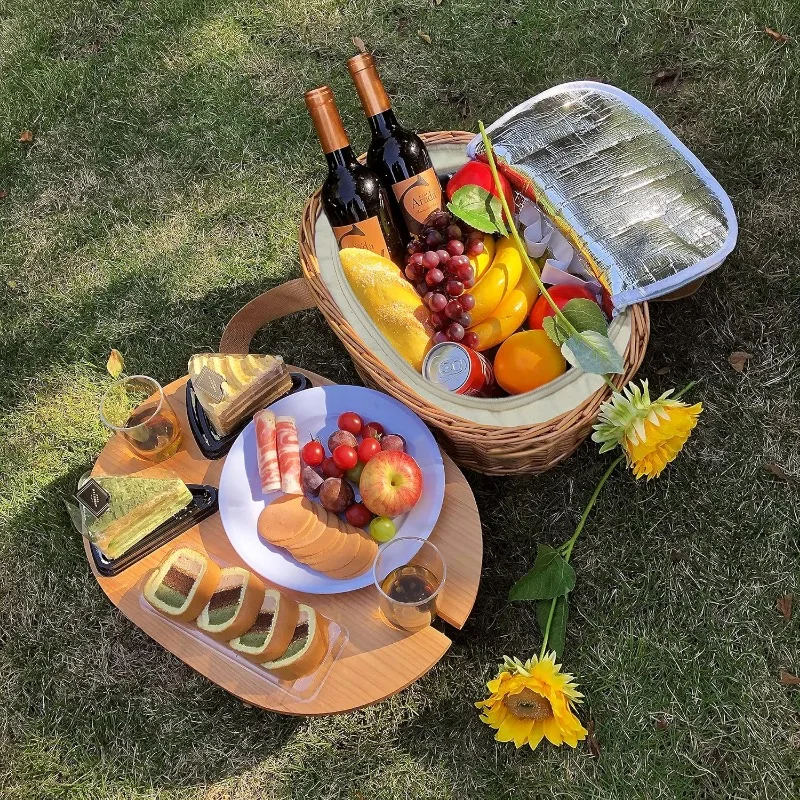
[503,687,553,721]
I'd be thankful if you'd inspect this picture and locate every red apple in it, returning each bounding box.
[359,451,423,517]
[446,161,514,215]
[528,284,603,330]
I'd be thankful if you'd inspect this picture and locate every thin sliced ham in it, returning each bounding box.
[254,410,281,493]
[276,416,302,495]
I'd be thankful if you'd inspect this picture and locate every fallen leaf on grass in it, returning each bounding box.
[18,129,33,143]
[0,189,7,200]
[765,27,790,43]
[106,349,125,379]
[654,716,670,730]
[650,66,683,91]
[728,351,752,372]
[352,36,367,53]
[779,671,800,686]
[586,719,600,757]
[764,462,796,482]
[418,30,432,45]
[776,595,793,621]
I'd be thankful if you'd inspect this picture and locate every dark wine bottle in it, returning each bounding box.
[347,54,443,241]
[305,85,404,264]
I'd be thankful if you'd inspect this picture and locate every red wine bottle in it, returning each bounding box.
[347,54,443,241]
[305,86,403,263]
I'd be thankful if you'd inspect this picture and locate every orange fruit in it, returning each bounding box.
[493,330,567,394]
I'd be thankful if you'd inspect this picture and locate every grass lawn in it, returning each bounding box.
[1,0,799,797]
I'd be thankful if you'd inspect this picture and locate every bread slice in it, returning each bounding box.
[84,473,192,559]
[196,567,266,641]
[229,589,300,663]
[261,604,329,680]
[143,547,222,621]
[188,353,291,437]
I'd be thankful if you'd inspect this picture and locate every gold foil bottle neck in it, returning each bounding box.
[347,53,391,117]
[305,86,350,154]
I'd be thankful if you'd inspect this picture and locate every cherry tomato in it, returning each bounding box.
[337,411,363,435]
[332,444,358,471]
[358,437,382,463]
[345,502,373,528]
[301,440,324,466]
[322,456,344,479]
[362,421,385,440]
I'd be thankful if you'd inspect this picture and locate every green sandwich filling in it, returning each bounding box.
[281,622,309,659]
[238,612,275,649]
[207,586,242,626]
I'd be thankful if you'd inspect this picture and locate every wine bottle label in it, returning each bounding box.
[332,216,390,259]
[392,167,443,235]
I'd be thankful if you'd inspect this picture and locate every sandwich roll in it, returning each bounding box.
[262,604,329,681]
[229,589,300,664]
[196,567,266,641]
[143,547,222,622]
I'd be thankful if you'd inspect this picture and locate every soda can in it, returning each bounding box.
[422,342,497,397]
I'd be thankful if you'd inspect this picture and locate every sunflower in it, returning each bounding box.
[476,654,588,750]
[592,379,702,480]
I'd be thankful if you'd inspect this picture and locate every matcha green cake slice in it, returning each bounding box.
[84,474,192,559]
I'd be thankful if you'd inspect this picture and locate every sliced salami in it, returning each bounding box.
[254,410,281,493]
[276,416,302,495]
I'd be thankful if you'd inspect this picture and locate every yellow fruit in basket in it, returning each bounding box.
[468,234,496,281]
[467,267,540,351]
[493,329,567,395]
[468,237,524,325]
[339,248,433,371]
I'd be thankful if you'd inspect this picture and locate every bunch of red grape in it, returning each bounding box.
[403,210,484,348]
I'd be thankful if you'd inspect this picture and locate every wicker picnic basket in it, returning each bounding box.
[221,131,650,475]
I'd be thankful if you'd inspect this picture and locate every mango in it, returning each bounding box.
[468,237,524,325]
[339,248,433,371]
[467,266,540,351]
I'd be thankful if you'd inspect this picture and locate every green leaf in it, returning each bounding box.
[447,185,508,236]
[561,298,609,336]
[540,297,608,349]
[508,544,576,601]
[537,596,569,659]
[542,315,570,347]
[562,330,625,375]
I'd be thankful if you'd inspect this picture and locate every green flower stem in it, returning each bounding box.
[539,454,625,660]
[478,122,618,392]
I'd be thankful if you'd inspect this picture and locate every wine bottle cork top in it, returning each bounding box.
[346,54,391,116]
[305,86,350,154]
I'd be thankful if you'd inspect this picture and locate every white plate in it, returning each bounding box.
[218,385,445,594]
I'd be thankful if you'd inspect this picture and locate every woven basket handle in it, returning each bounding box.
[219,278,317,353]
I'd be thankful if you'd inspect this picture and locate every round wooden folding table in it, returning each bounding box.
[85,367,483,716]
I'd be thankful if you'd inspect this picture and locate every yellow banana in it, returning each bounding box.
[467,266,540,351]
[468,233,496,281]
[467,237,524,325]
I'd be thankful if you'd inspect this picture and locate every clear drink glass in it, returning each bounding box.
[100,375,182,462]
[373,537,446,632]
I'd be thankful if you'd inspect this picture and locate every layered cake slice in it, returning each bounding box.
[196,567,266,641]
[84,473,193,559]
[143,547,221,621]
[261,604,329,680]
[229,589,300,663]
[188,353,291,436]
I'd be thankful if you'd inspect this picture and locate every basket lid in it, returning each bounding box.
[313,138,638,429]
[466,82,738,310]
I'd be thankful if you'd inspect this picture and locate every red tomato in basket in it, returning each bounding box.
[446,161,515,216]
